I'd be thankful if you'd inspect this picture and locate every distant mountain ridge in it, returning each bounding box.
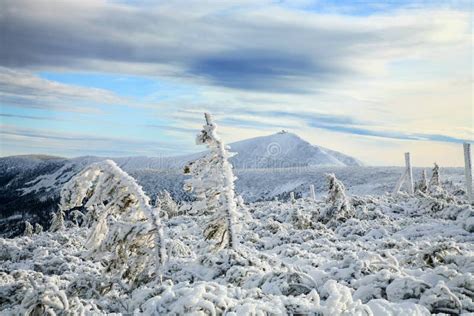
[2,131,362,173]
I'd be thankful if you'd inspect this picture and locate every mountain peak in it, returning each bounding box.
[228,132,362,168]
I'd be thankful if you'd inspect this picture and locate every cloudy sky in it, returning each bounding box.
[0,0,472,166]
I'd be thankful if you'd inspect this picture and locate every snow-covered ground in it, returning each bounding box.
[1,184,472,315]
[0,129,472,315]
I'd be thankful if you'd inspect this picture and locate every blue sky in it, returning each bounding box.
[0,0,472,166]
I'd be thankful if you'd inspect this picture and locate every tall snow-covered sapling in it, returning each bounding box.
[429,163,441,188]
[184,113,239,251]
[59,159,165,285]
[320,173,353,224]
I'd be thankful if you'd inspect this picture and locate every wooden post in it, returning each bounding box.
[204,112,211,125]
[290,192,295,203]
[393,171,407,194]
[405,152,414,194]
[464,143,473,203]
[309,184,316,201]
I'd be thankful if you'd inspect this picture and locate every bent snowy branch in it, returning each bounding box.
[59,159,165,283]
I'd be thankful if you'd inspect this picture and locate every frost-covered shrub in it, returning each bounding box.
[167,239,192,259]
[34,223,43,234]
[70,209,86,227]
[199,248,253,279]
[386,276,430,302]
[258,270,317,296]
[157,190,178,219]
[351,196,387,221]
[353,270,393,302]
[320,174,353,225]
[49,210,65,232]
[291,207,312,229]
[59,159,165,285]
[140,281,234,315]
[415,170,428,193]
[23,221,33,237]
[20,276,70,315]
[419,243,461,268]
[320,280,372,315]
[420,281,462,314]
[184,113,239,251]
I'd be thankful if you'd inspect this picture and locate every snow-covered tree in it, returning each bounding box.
[320,173,353,224]
[49,210,65,232]
[415,169,428,193]
[59,159,165,284]
[34,223,43,234]
[21,277,69,315]
[429,163,441,188]
[23,221,33,237]
[290,192,296,204]
[184,113,239,251]
[157,190,178,219]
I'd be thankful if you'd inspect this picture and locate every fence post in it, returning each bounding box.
[309,184,316,201]
[405,152,414,194]
[393,171,407,194]
[464,143,473,203]
[290,192,295,203]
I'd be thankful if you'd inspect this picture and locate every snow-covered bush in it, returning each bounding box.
[23,221,33,237]
[420,281,462,314]
[20,276,70,315]
[157,190,178,219]
[34,223,43,234]
[320,173,353,225]
[415,169,428,193]
[184,113,239,251]
[59,159,165,285]
[386,276,430,302]
[49,210,65,232]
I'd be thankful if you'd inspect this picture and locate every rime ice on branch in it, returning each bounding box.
[184,113,239,251]
[59,159,165,283]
